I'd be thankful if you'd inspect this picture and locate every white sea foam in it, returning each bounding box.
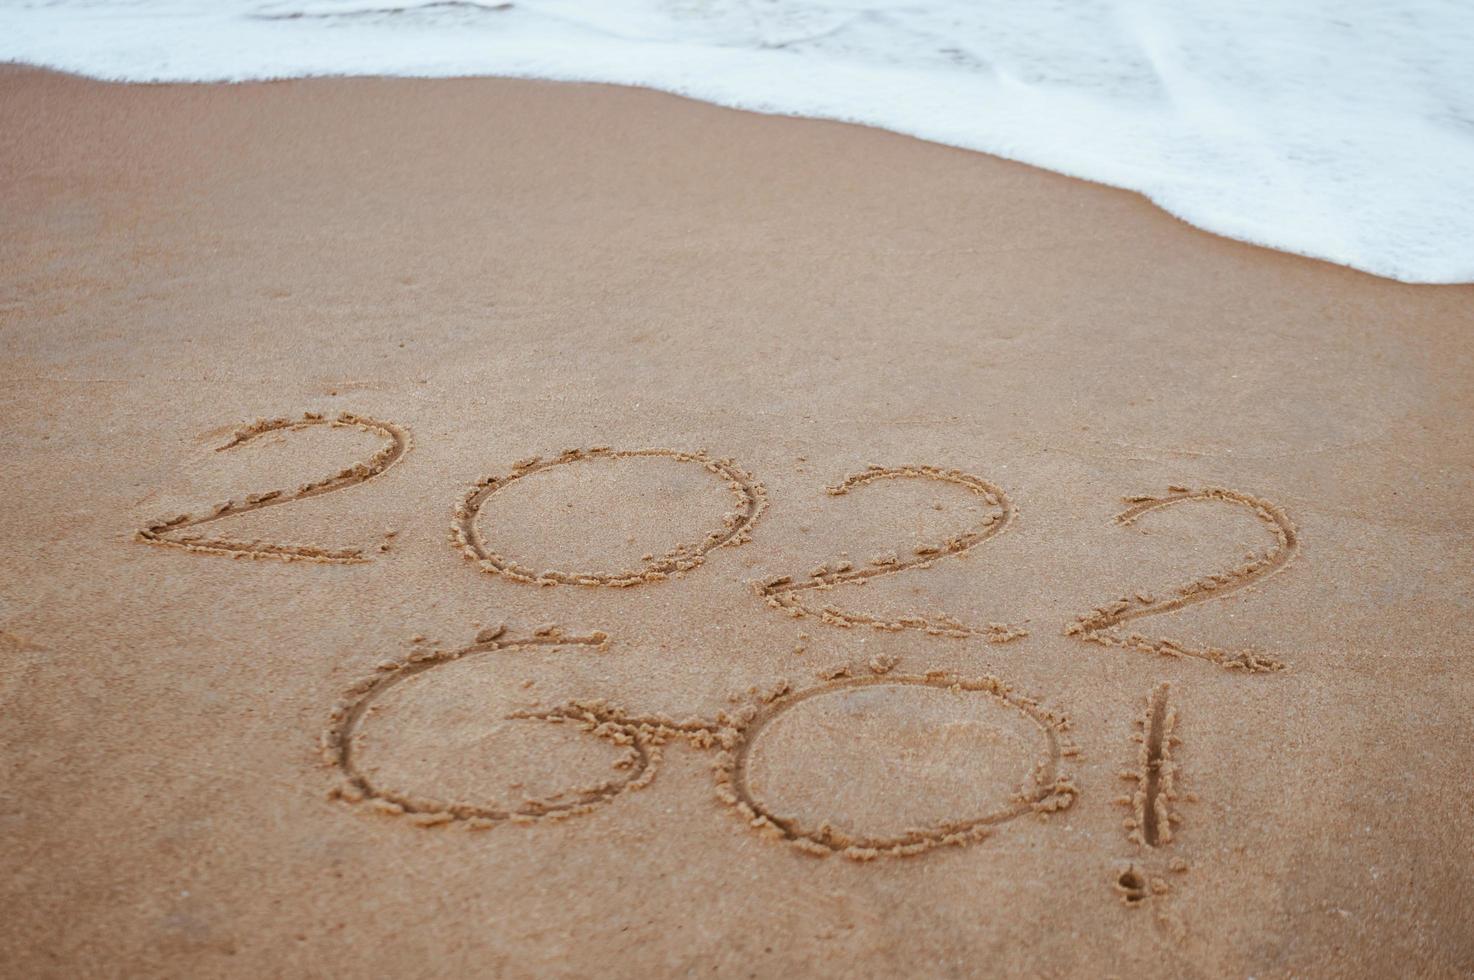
[4,1,1473,283]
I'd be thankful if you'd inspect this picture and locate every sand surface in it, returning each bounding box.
[2,67,1472,978]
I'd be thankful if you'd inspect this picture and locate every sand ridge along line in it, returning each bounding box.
[451,447,767,587]
[136,412,410,563]
[322,624,646,828]
[134,418,1295,663]
[753,465,1028,642]
[130,417,1288,876]
[1065,487,1299,672]
[322,626,1077,860]
[1121,682,1180,849]
[718,672,1078,861]
[1113,683,1190,907]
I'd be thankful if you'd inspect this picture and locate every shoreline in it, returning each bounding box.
[4,60,1471,287]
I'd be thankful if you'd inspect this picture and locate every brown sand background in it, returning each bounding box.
[2,66,1472,977]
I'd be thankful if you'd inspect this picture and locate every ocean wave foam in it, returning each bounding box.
[4,0,1473,283]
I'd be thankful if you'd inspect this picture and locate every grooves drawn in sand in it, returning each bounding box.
[1114,864,1154,906]
[137,412,410,563]
[1066,487,1298,672]
[452,447,767,587]
[325,632,1075,859]
[1118,682,1180,848]
[1113,686,1192,907]
[1114,855,1190,907]
[717,673,1078,861]
[322,625,654,827]
[754,466,1027,641]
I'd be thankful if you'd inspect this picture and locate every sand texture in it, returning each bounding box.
[2,67,1472,978]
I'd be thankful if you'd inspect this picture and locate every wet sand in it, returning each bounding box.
[2,66,1472,978]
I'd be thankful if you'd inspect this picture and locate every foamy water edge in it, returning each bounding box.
[4,0,1473,284]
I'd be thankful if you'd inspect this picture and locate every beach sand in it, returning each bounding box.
[2,66,1472,977]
